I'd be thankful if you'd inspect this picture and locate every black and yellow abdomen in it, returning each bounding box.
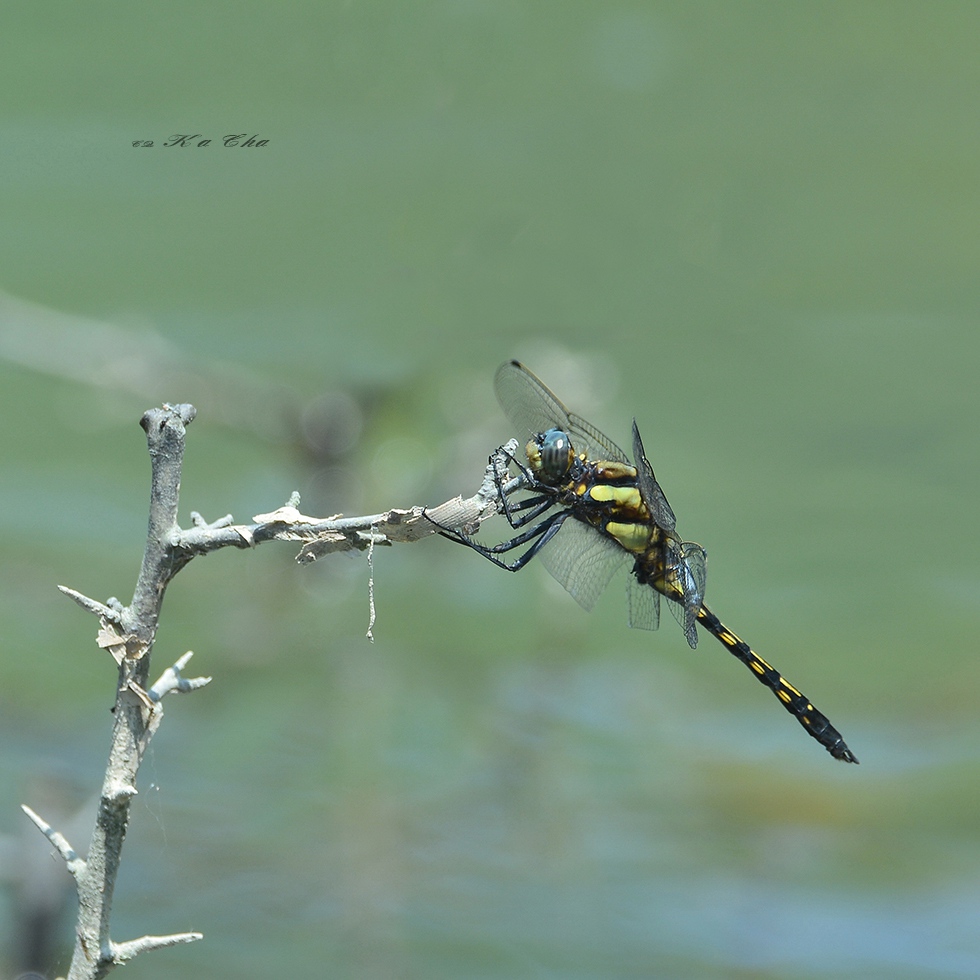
[696,604,857,763]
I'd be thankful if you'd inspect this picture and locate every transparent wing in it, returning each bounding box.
[536,514,628,612]
[665,540,707,649]
[631,420,676,531]
[565,410,630,465]
[495,360,629,464]
[626,572,661,631]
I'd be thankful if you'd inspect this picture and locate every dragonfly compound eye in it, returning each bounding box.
[529,428,575,485]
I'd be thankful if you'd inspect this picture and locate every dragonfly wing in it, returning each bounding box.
[495,360,572,437]
[536,513,627,612]
[626,571,661,631]
[567,411,630,464]
[666,540,707,648]
[495,361,629,464]
[631,421,677,531]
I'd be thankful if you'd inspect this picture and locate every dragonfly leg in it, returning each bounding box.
[491,443,536,485]
[490,448,558,529]
[436,508,575,572]
[499,492,557,529]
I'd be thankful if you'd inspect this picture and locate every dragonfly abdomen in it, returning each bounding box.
[696,605,858,764]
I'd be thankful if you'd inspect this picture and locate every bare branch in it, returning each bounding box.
[54,403,519,979]
[58,587,119,622]
[129,437,524,569]
[20,805,87,880]
[111,932,204,962]
[148,651,212,701]
[59,403,201,980]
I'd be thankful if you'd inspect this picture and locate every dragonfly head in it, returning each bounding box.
[526,428,575,485]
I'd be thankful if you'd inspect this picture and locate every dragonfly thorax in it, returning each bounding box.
[526,428,575,485]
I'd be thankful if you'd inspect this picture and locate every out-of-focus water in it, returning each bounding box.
[1,5,979,978]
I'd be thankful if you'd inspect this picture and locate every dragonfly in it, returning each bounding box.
[434,360,858,764]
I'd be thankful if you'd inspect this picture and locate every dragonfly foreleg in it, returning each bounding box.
[498,492,557,529]
[438,508,574,572]
[490,445,556,530]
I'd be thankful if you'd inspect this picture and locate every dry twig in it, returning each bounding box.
[24,403,516,979]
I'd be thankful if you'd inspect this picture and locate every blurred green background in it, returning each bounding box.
[1,3,978,978]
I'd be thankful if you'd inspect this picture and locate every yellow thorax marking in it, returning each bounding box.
[587,484,643,509]
[606,520,652,553]
[594,461,636,481]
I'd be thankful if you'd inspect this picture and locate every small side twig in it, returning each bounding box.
[57,587,119,623]
[148,651,212,701]
[20,805,86,880]
[111,932,205,961]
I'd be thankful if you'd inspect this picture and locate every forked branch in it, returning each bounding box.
[23,403,515,980]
